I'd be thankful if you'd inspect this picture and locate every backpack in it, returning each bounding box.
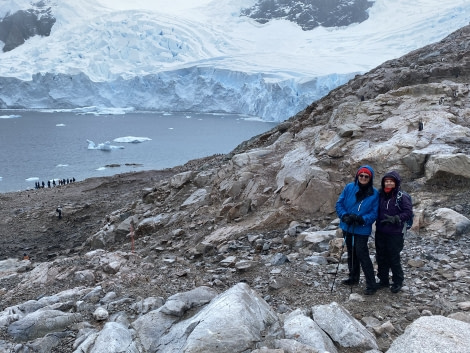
[395,190,414,231]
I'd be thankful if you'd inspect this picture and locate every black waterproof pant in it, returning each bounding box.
[375,231,404,285]
[344,232,376,288]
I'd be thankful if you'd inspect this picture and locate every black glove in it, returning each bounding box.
[381,215,400,225]
[353,215,365,225]
[341,214,353,225]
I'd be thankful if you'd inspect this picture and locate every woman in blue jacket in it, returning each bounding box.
[375,171,413,293]
[336,165,379,295]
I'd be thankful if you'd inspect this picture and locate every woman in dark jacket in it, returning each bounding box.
[336,165,379,295]
[375,171,413,293]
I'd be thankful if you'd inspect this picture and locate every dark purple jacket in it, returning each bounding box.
[376,171,413,236]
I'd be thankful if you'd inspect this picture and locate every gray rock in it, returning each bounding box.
[181,188,210,208]
[75,321,139,353]
[386,316,470,353]
[132,309,179,351]
[312,302,378,350]
[157,283,281,352]
[275,339,324,353]
[270,253,289,266]
[284,309,338,353]
[160,286,218,317]
[7,309,82,342]
[93,307,109,321]
[170,171,195,189]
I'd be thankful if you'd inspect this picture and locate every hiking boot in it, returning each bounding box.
[390,283,402,293]
[376,281,390,289]
[341,278,359,286]
[363,286,377,295]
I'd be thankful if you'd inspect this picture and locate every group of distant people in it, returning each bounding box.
[34,178,76,189]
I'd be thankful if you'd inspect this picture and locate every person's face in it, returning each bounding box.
[384,178,396,188]
[357,173,370,185]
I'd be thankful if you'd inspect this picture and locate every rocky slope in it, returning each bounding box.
[0,2,55,52]
[241,0,374,30]
[1,25,470,353]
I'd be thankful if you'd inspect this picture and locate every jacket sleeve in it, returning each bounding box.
[335,184,350,219]
[362,190,379,225]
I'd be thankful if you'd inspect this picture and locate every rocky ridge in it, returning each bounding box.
[241,0,374,30]
[0,1,55,52]
[1,25,470,352]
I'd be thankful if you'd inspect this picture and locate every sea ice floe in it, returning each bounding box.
[87,139,124,150]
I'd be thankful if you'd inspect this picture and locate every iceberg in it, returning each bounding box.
[25,177,39,182]
[0,115,21,119]
[73,106,134,116]
[87,139,124,151]
[113,136,152,143]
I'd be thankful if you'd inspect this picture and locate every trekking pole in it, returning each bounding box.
[330,236,346,292]
[350,224,356,294]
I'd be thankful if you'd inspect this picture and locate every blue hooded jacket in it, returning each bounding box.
[336,165,379,236]
[376,170,413,235]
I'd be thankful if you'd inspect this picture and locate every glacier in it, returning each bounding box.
[0,0,470,121]
[0,69,354,122]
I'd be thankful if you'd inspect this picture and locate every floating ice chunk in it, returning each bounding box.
[113,136,152,143]
[56,124,66,127]
[0,115,21,119]
[87,139,124,150]
[25,177,40,182]
[240,116,266,122]
[73,106,134,115]
[56,164,69,167]
[96,167,106,171]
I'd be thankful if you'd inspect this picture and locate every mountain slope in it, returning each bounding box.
[241,0,374,30]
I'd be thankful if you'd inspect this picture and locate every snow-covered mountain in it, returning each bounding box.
[0,0,469,121]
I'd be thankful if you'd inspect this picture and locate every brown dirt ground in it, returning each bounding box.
[0,169,177,262]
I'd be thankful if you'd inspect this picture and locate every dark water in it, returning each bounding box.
[0,110,277,193]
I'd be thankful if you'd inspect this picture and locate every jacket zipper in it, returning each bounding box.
[357,200,364,212]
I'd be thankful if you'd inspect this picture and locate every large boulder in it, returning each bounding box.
[312,302,378,350]
[386,316,470,353]
[284,309,337,353]
[7,310,82,342]
[143,283,281,353]
[425,153,470,181]
[426,208,470,238]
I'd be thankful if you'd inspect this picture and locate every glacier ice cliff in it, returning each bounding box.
[0,68,355,122]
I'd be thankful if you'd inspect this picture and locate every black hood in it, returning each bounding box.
[381,170,402,190]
